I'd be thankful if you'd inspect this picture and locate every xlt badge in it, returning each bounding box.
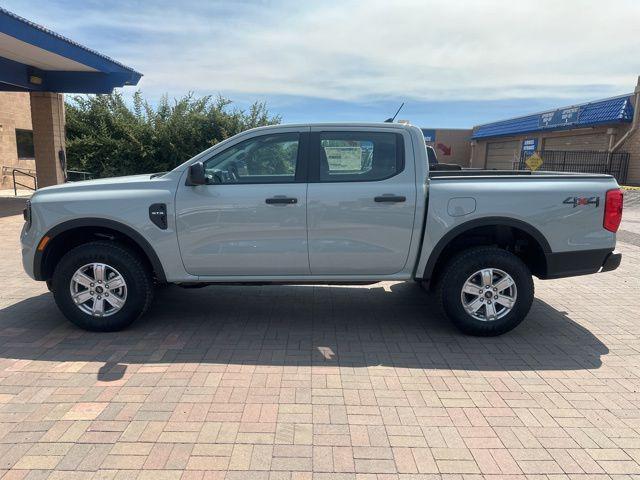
[149,203,167,229]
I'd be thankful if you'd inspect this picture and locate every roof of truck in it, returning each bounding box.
[254,122,412,129]
[243,122,416,136]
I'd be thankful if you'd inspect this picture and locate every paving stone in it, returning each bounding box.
[0,203,639,478]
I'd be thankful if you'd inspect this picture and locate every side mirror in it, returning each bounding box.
[186,162,206,185]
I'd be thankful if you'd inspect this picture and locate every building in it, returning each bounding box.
[0,92,34,189]
[420,128,472,167]
[469,77,640,185]
[0,7,141,190]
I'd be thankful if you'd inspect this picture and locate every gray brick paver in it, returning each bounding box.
[0,204,639,477]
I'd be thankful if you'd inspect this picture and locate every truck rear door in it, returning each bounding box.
[307,128,416,275]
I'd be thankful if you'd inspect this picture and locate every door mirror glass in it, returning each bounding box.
[186,162,206,185]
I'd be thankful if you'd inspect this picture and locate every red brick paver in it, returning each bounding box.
[0,198,639,479]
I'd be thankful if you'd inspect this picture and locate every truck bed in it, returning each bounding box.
[429,169,614,179]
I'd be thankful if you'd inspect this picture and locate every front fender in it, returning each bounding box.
[33,218,167,282]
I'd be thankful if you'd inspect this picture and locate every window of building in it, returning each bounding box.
[15,129,35,160]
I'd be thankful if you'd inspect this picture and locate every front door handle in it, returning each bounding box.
[374,194,406,203]
[265,196,298,205]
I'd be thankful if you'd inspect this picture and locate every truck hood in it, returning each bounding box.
[30,174,173,202]
[39,174,155,191]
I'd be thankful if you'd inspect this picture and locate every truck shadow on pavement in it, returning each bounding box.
[0,282,608,376]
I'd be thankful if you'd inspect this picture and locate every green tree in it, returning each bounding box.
[64,91,281,178]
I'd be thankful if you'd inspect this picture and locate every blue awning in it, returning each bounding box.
[0,7,142,93]
[472,94,634,140]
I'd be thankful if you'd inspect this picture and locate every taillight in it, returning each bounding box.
[603,189,623,232]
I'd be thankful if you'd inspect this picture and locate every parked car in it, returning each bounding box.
[21,123,623,335]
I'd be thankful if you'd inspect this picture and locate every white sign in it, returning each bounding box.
[323,147,362,170]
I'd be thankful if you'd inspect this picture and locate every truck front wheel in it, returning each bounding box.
[438,247,534,336]
[51,241,154,332]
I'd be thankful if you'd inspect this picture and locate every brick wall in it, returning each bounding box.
[30,92,66,188]
[620,128,640,185]
[0,92,35,189]
[470,125,640,184]
[424,129,472,167]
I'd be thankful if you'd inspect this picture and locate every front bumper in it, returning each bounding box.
[20,222,38,280]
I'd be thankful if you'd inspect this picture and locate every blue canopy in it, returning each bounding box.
[0,7,141,93]
[473,94,634,139]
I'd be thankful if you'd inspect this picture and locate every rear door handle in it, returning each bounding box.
[374,194,406,203]
[265,196,298,205]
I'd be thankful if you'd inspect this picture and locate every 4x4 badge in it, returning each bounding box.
[563,196,600,208]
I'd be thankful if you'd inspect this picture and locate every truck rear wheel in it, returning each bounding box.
[438,247,534,336]
[51,241,154,332]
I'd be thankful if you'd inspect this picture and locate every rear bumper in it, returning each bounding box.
[601,251,622,272]
[543,249,621,279]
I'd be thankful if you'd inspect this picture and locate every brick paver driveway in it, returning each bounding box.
[0,195,639,479]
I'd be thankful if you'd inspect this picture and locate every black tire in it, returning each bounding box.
[438,247,534,336]
[51,241,154,332]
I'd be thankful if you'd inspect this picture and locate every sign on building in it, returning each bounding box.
[521,138,538,158]
[421,129,436,143]
[538,106,580,129]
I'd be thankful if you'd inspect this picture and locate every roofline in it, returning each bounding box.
[0,7,142,78]
[420,127,473,132]
[471,119,630,141]
[473,92,633,129]
[251,122,415,130]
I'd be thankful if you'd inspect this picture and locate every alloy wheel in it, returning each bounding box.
[460,268,517,321]
[69,263,127,317]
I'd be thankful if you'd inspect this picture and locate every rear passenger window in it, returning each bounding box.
[319,132,403,182]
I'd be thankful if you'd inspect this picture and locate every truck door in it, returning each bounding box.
[307,128,416,275]
[175,128,310,276]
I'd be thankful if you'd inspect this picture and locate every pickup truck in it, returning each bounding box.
[20,123,623,336]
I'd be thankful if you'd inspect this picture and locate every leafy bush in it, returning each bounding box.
[65,91,281,178]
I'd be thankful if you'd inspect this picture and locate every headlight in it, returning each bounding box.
[23,200,32,229]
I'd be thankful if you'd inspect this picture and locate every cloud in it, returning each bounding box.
[5,0,640,102]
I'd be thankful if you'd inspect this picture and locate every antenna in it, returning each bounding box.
[384,102,405,123]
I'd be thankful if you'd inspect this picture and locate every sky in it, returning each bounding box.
[4,0,640,128]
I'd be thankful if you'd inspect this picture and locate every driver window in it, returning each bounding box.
[203,133,299,184]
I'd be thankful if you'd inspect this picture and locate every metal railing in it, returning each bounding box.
[513,150,630,183]
[12,168,37,196]
[67,170,93,182]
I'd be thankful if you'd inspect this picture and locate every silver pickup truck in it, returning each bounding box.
[20,123,623,336]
